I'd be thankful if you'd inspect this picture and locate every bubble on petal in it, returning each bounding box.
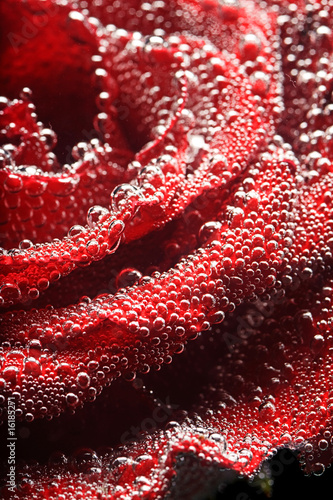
[87,205,109,227]
[111,184,144,214]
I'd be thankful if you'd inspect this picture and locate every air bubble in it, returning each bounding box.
[3,366,19,384]
[251,71,270,96]
[165,421,181,430]
[116,268,142,289]
[66,392,79,407]
[111,184,144,214]
[238,449,253,467]
[68,225,85,238]
[19,239,34,250]
[107,219,125,253]
[310,334,325,354]
[72,142,89,160]
[71,448,101,474]
[27,340,42,356]
[259,401,276,418]
[0,284,21,302]
[86,239,100,256]
[4,175,23,193]
[210,56,226,75]
[111,456,132,470]
[179,108,195,134]
[313,463,325,477]
[76,372,91,389]
[24,358,41,376]
[138,165,165,188]
[218,0,240,22]
[20,87,33,100]
[142,35,169,62]
[209,432,227,451]
[199,221,222,244]
[41,128,57,149]
[0,148,12,168]
[304,443,313,453]
[26,178,47,197]
[48,177,78,197]
[240,34,261,60]
[67,11,94,44]
[87,205,109,227]
[318,439,328,451]
[0,96,9,110]
[153,317,166,331]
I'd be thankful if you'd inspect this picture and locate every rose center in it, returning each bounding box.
[0,2,100,163]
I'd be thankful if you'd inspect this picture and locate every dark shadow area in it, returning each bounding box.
[0,2,100,163]
[215,449,333,499]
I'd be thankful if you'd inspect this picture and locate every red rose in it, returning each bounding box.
[1,0,333,498]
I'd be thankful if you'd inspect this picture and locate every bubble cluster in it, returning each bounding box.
[0,0,282,308]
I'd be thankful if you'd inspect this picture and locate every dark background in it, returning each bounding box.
[215,449,333,499]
